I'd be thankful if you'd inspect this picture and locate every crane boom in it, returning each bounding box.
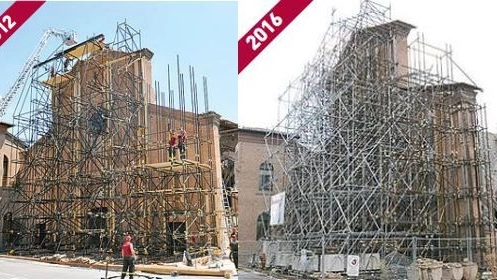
[0,28,76,119]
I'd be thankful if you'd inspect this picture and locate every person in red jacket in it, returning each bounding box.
[178,128,187,160]
[168,131,178,161]
[121,235,136,279]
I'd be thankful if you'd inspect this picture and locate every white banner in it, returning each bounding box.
[270,192,285,225]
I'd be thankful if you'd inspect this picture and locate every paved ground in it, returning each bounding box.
[237,269,276,279]
[0,256,240,279]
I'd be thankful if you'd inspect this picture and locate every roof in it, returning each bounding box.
[362,20,415,36]
[408,82,482,93]
[219,119,238,131]
[239,126,273,135]
[0,121,13,128]
[34,34,105,69]
[5,131,28,149]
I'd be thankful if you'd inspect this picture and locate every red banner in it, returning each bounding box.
[238,0,313,74]
[0,1,45,48]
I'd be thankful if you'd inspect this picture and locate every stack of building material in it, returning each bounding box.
[441,263,463,280]
[136,260,235,278]
[480,271,493,280]
[408,258,443,280]
[461,259,478,280]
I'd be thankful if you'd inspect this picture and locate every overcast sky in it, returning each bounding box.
[239,0,497,133]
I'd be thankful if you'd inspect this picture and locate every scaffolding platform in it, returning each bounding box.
[63,36,105,60]
[138,159,211,173]
[43,73,74,87]
[43,72,75,87]
[33,34,105,69]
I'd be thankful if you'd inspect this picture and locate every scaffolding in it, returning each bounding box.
[265,0,495,276]
[3,21,226,261]
[219,119,239,232]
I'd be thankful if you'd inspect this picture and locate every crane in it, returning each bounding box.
[0,28,77,119]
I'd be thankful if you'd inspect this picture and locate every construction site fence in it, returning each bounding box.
[240,236,497,274]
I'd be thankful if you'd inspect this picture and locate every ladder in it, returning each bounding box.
[222,184,232,230]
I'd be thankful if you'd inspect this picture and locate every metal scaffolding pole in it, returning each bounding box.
[4,21,223,262]
[264,0,495,277]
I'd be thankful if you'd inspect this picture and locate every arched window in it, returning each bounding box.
[256,211,270,240]
[2,155,8,187]
[259,161,273,191]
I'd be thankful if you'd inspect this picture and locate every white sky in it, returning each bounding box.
[238,0,497,133]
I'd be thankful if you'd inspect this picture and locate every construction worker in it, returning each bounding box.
[63,58,70,71]
[168,131,177,161]
[121,235,136,279]
[229,234,238,269]
[178,128,187,160]
[260,253,266,269]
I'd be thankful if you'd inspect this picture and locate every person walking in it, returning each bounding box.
[121,235,136,279]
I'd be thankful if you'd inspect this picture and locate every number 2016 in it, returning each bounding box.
[246,12,283,51]
[0,15,17,39]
